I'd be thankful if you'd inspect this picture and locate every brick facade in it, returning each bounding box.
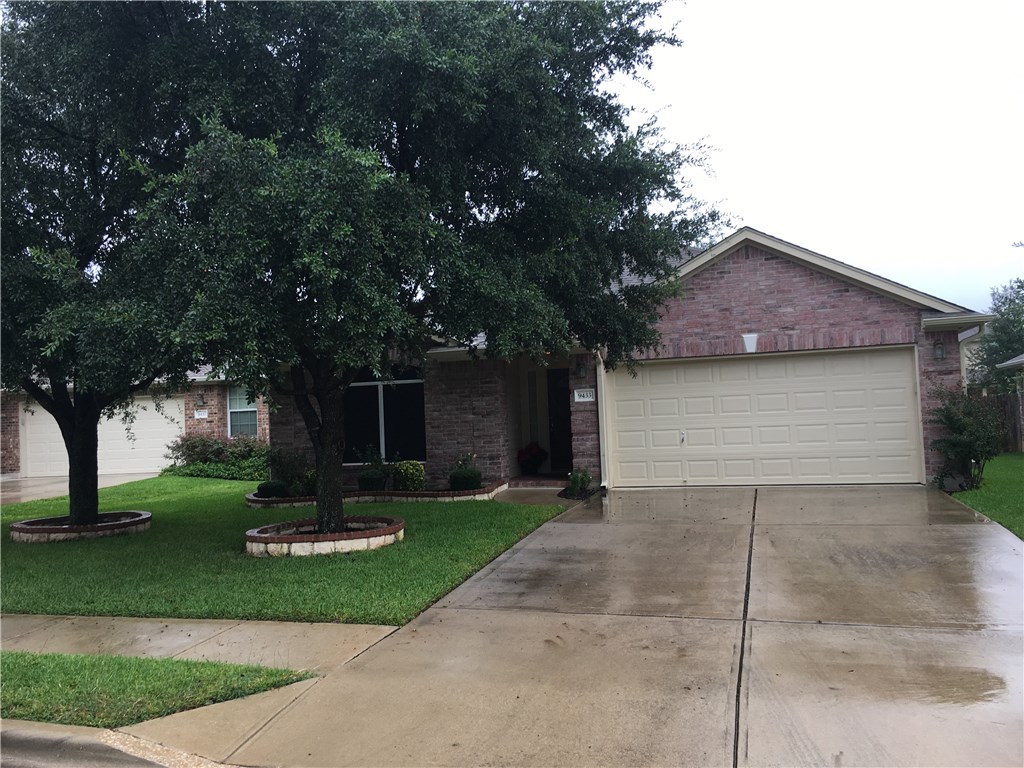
[182,383,270,443]
[1,393,22,474]
[423,358,513,488]
[651,245,959,478]
[569,353,601,483]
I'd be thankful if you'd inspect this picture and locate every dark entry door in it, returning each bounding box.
[547,368,573,473]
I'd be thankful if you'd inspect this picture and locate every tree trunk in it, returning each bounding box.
[62,398,101,526]
[314,385,347,533]
[288,364,348,534]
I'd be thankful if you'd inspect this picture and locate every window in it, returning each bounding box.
[343,367,426,462]
[228,386,258,437]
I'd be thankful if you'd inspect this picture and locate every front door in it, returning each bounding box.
[547,368,573,473]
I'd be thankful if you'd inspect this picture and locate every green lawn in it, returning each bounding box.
[955,452,1024,539]
[0,650,310,728]
[1,476,563,624]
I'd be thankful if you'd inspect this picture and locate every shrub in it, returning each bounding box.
[930,385,1005,489]
[165,435,228,465]
[161,458,268,482]
[254,480,291,499]
[392,461,425,492]
[296,469,317,497]
[163,435,271,481]
[357,469,387,491]
[566,466,592,497]
[268,449,309,490]
[450,467,483,491]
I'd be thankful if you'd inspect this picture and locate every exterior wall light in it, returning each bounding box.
[933,341,946,360]
[741,333,759,354]
[195,393,207,407]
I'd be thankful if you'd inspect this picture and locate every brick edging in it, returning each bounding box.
[10,511,152,543]
[245,480,509,508]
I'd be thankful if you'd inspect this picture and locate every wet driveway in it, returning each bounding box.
[160,486,1022,767]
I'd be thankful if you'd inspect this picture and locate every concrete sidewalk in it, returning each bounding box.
[1,617,397,767]
[3,487,1020,767]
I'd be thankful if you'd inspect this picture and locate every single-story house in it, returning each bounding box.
[3,227,993,487]
[0,369,269,478]
[270,227,993,489]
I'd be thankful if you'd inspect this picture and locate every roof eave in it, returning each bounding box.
[684,227,973,314]
[921,314,996,332]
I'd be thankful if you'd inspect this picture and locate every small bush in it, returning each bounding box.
[254,480,291,499]
[295,469,317,497]
[357,469,387,491]
[449,467,483,491]
[163,435,270,481]
[165,435,227,465]
[930,385,1005,489]
[566,466,592,497]
[392,461,425,492]
[161,458,268,482]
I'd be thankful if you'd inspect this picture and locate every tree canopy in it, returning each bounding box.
[969,278,1024,393]
[141,1,720,531]
[0,2,221,522]
[4,1,720,531]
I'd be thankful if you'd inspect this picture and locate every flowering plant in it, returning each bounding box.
[517,442,548,463]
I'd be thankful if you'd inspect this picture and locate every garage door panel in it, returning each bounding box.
[22,396,185,477]
[652,461,683,480]
[615,399,645,419]
[649,398,679,416]
[608,347,922,486]
[758,425,791,445]
[650,429,680,448]
[683,396,715,415]
[720,395,752,414]
[794,391,828,412]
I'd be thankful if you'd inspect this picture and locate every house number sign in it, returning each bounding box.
[194,409,209,419]
[573,388,596,403]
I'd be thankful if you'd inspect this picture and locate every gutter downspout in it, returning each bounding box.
[595,350,610,490]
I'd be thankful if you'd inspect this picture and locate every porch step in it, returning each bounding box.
[508,475,567,489]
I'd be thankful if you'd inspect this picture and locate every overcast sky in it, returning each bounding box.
[615,0,1023,313]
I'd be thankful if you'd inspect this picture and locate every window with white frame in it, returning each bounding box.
[228,386,258,437]
[343,366,426,463]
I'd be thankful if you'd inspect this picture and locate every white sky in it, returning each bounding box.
[615,0,1023,313]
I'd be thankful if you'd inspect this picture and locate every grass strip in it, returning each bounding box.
[955,452,1023,539]
[1,476,564,624]
[0,650,311,728]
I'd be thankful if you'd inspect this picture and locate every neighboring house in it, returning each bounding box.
[0,368,269,478]
[270,227,994,489]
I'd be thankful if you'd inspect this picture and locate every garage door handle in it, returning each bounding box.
[680,431,686,445]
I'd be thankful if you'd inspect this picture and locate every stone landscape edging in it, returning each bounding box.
[245,480,509,508]
[9,511,152,543]
[245,515,405,557]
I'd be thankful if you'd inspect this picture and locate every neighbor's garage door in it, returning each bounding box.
[607,347,923,486]
[20,396,185,477]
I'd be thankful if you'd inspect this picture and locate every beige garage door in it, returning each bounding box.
[21,396,185,477]
[607,347,923,486]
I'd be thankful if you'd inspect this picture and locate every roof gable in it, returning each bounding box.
[681,227,970,314]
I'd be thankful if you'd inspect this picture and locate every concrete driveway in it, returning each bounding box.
[119,484,1019,767]
[0,473,158,504]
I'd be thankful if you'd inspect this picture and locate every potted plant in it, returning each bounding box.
[517,442,548,475]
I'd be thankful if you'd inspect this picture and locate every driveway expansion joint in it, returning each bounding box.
[732,488,757,768]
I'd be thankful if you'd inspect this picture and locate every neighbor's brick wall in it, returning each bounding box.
[423,358,512,488]
[1,393,22,474]
[637,244,962,482]
[569,353,601,484]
